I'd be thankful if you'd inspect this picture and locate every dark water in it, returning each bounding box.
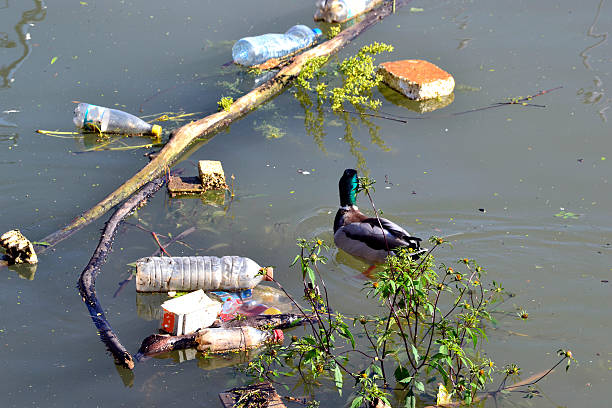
[1,0,611,406]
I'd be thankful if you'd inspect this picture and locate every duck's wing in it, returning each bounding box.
[374,217,422,249]
[334,222,390,265]
[339,217,422,252]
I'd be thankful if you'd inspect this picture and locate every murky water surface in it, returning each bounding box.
[1,0,611,406]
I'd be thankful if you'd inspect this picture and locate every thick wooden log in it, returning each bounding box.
[34,0,408,251]
[78,177,165,369]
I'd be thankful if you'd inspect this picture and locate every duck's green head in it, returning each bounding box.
[339,168,358,207]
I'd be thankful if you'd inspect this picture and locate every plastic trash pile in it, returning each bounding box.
[136,255,285,352]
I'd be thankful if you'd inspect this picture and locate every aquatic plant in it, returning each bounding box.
[217,96,234,112]
[295,42,394,111]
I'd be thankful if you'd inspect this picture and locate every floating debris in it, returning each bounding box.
[160,290,221,335]
[135,256,274,292]
[0,229,38,264]
[196,327,283,353]
[168,160,228,199]
[378,59,455,101]
[199,160,228,190]
[314,0,384,23]
[219,382,286,408]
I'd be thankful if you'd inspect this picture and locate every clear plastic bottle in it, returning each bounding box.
[232,25,322,66]
[195,327,284,352]
[73,103,161,137]
[135,256,274,292]
[314,0,383,23]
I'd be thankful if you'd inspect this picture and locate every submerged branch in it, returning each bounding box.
[78,177,166,369]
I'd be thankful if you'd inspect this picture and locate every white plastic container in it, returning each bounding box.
[73,102,161,136]
[160,290,221,335]
[195,327,284,352]
[314,0,383,23]
[232,25,322,66]
[135,256,274,292]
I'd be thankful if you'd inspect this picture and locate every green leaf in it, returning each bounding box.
[431,362,449,384]
[303,349,317,363]
[306,266,316,285]
[398,375,413,384]
[411,344,420,364]
[404,394,416,408]
[290,254,300,267]
[438,344,448,355]
[333,364,343,395]
[350,396,363,408]
[371,364,383,378]
[414,380,425,393]
[50,56,58,65]
[341,326,355,348]
[303,336,317,345]
[472,330,478,349]
[394,365,412,384]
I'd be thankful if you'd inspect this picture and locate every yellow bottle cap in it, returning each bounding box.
[151,124,162,138]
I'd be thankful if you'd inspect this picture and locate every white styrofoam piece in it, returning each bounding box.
[160,289,222,335]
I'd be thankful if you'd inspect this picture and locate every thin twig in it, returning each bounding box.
[151,231,171,257]
[341,86,563,123]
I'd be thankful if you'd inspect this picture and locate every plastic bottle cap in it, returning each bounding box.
[151,124,162,138]
[312,28,323,37]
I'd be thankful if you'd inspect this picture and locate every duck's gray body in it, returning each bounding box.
[334,205,424,264]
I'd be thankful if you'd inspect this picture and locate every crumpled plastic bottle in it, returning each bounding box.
[232,24,322,66]
[135,256,274,292]
[73,102,161,136]
[195,327,284,352]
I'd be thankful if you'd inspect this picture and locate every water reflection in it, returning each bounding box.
[0,130,17,145]
[378,83,455,113]
[295,86,394,176]
[7,262,37,280]
[0,0,46,88]
[577,0,609,121]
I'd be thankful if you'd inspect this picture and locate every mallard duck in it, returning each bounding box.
[333,169,425,271]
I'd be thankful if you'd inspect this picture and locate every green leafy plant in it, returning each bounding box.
[295,42,394,111]
[254,121,286,140]
[217,96,234,112]
[326,25,342,39]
